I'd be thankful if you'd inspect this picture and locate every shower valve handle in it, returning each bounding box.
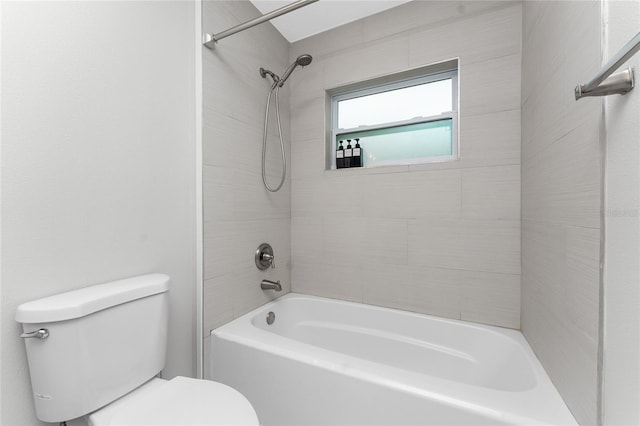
[262,253,275,268]
[255,243,275,270]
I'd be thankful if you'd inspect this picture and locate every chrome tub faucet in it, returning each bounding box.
[260,279,282,291]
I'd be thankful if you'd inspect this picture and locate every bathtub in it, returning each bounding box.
[210,294,576,425]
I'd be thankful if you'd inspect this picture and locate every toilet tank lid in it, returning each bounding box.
[15,274,170,324]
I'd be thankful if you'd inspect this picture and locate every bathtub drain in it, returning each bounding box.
[266,311,275,325]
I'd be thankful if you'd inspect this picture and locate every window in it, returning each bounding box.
[329,60,458,169]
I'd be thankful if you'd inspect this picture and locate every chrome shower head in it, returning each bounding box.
[296,54,313,67]
[278,54,313,86]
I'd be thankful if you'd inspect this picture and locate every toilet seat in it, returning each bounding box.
[89,377,259,426]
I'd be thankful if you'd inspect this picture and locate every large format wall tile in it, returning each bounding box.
[521,221,599,424]
[291,257,363,303]
[290,1,522,329]
[462,165,521,220]
[409,3,521,68]
[458,109,521,168]
[361,169,462,219]
[460,53,522,116]
[408,219,520,275]
[521,1,602,423]
[202,1,291,344]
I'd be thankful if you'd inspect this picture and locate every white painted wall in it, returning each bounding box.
[289,1,522,329]
[521,2,602,424]
[1,2,197,424]
[602,1,640,424]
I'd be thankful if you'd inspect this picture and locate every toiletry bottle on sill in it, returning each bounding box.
[344,139,353,168]
[336,140,345,169]
[352,138,362,167]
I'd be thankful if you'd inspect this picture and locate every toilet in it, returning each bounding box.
[15,274,258,425]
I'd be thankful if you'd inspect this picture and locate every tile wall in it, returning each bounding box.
[521,1,602,424]
[202,1,291,376]
[288,1,522,328]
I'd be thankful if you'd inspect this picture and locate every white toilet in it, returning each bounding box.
[16,274,259,425]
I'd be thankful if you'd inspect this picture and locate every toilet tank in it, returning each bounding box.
[15,274,170,423]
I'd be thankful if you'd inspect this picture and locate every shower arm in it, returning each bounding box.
[204,0,319,48]
[260,68,280,85]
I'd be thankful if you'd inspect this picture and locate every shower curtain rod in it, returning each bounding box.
[203,0,319,49]
[575,31,640,100]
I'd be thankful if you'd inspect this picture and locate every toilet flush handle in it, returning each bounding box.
[20,328,49,340]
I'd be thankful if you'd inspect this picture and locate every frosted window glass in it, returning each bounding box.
[336,119,453,166]
[337,78,452,129]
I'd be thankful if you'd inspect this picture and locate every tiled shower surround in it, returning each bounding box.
[203,0,522,355]
[289,1,522,328]
[202,0,292,363]
[203,1,606,424]
[521,1,602,424]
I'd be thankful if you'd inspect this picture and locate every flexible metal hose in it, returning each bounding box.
[261,81,287,192]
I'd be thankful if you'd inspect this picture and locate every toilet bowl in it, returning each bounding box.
[87,377,258,426]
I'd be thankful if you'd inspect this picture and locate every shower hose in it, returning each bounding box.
[261,80,286,193]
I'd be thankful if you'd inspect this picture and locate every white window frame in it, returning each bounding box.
[329,65,459,170]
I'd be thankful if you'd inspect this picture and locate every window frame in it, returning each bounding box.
[329,65,459,170]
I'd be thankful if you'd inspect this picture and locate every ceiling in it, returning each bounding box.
[250,0,412,42]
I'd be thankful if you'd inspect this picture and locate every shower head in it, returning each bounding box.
[278,54,313,87]
[296,54,313,67]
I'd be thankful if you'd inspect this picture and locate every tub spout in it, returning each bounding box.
[261,279,282,291]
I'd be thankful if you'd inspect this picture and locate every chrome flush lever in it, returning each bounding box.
[20,328,49,339]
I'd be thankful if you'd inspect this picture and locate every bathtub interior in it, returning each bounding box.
[216,294,577,425]
[249,296,536,392]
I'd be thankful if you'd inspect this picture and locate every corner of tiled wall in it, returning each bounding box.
[202,1,292,376]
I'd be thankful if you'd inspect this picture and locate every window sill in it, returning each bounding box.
[324,156,460,177]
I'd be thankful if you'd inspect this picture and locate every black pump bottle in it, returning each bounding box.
[336,140,345,169]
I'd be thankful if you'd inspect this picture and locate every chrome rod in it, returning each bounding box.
[576,32,640,100]
[585,32,640,92]
[204,0,319,49]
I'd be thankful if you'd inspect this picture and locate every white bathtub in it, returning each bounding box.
[211,294,576,425]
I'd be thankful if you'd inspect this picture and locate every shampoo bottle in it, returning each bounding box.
[344,139,353,168]
[352,138,362,167]
[336,140,345,169]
